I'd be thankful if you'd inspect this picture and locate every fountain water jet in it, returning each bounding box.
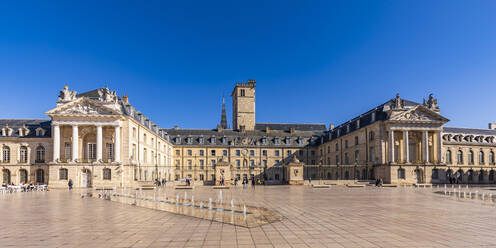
[209,198,212,210]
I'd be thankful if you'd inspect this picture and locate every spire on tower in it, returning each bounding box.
[220,95,228,129]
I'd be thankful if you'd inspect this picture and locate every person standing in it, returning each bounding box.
[68,179,73,190]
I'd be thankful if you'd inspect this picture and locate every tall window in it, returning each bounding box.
[65,143,72,160]
[88,143,96,160]
[223,150,228,156]
[432,169,439,179]
[336,155,339,164]
[250,150,255,156]
[211,150,216,156]
[345,153,349,164]
[106,143,114,162]
[275,150,280,157]
[457,150,463,164]
[20,146,28,163]
[354,136,359,146]
[354,150,359,163]
[250,160,255,168]
[199,150,204,156]
[240,89,245,96]
[143,148,147,162]
[262,150,267,156]
[236,160,240,169]
[236,150,241,156]
[36,146,45,163]
[397,168,405,179]
[479,151,485,164]
[199,160,204,170]
[335,143,339,151]
[446,150,452,164]
[469,150,474,164]
[103,168,111,180]
[187,160,192,170]
[369,131,375,141]
[369,147,375,162]
[59,168,68,180]
[490,151,495,164]
[345,140,348,148]
[132,144,136,160]
[211,159,216,169]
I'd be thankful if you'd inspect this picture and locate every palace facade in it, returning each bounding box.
[1,81,495,188]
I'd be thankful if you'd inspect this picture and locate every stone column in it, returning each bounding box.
[404,131,409,163]
[72,124,79,162]
[114,125,121,163]
[389,130,395,163]
[423,131,429,163]
[96,125,103,162]
[437,131,443,163]
[53,124,60,162]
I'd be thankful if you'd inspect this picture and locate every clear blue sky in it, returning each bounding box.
[1,1,495,129]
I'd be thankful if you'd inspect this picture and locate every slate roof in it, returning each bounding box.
[0,119,51,138]
[324,98,421,143]
[443,127,496,136]
[254,123,326,132]
[164,126,323,147]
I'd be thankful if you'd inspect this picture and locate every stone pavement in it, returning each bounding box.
[1,185,496,248]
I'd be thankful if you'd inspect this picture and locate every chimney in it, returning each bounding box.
[122,94,129,104]
[174,125,179,130]
[489,123,496,130]
[265,126,270,133]
[329,124,335,131]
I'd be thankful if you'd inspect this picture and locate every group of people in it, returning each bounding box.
[374,178,383,187]
[2,182,47,192]
[154,179,168,187]
[233,177,262,187]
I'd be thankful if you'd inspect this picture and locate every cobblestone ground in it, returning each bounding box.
[1,185,496,248]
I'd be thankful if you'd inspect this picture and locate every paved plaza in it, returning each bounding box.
[1,186,496,248]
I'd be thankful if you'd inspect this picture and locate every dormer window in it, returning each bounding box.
[199,137,204,144]
[371,112,376,122]
[222,137,227,144]
[274,138,280,145]
[297,138,303,145]
[36,128,44,137]
[187,137,193,144]
[346,125,350,133]
[211,137,216,144]
[285,137,290,145]
[262,137,267,145]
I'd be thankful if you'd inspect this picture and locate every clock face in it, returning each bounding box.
[242,149,248,155]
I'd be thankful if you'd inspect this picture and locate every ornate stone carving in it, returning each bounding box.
[60,103,113,115]
[403,110,430,121]
[57,85,77,103]
[391,93,404,110]
[423,93,440,112]
[101,86,118,103]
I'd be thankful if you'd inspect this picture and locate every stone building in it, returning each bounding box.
[1,82,496,187]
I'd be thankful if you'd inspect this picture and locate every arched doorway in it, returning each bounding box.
[81,169,92,188]
[415,169,423,184]
[446,169,453,183]
[35,169,45,184]
[456,169,463,183]
[19,169,28,184]
[2,169,11,185]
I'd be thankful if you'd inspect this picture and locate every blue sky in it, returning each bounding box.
[1,1,495,129]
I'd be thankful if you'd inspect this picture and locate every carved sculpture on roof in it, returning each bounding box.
[423,93,440,113]
[391,93,404,110]
[101,86,118,103]
[57,85,77,103]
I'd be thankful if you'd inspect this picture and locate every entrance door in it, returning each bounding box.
[81,169,92,188]
[36,169,44,184]
[415,169,423,183]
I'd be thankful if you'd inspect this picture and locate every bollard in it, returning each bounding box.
[482,193,485,202]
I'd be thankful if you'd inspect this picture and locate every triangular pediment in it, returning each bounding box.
[389,105,449,123]
[45,97,121,116]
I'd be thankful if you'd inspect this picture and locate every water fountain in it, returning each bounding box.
[231,199,234,213]
[469,191,472,199]
[476,190,479,200]
[209,198,212,210]
[191,195,195,206]
[482,193,485,201]
[464,191,466,199]
[219,190,223,204]
[184,192,187,202]
[176,194,179,205]
[490,193,494,203]
[243,204,247,216]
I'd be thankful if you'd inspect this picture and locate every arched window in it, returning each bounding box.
[59,168,68,180]
[3,146,10,163]
[446,150,452,164]
[19,169,28,184]
[479,151,485,164]
[478,170,484,182]
[490,151,495,165]
[19,146,28,163]
[36,146,45,163]
[344,153,349,164]
[457,150,463,164]
[489,170,495,181]
[468,150,474,164]
[432,169,439,179]
[369,131,375,141]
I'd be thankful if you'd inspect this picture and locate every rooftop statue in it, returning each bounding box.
[57,85,77,102]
